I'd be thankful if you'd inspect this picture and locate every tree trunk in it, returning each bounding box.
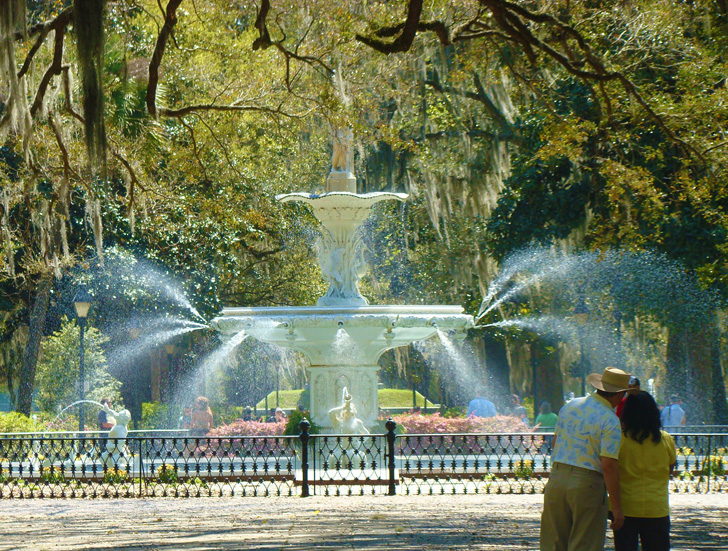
[665,318,718,425]
[531,337,564,417]
[16,275,51,415]
[481,332,511,409]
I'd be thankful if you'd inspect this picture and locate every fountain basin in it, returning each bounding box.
[212,305,473,429]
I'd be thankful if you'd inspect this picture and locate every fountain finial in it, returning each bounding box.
[327,128,356,193]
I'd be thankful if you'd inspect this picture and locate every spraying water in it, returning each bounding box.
[52,400,106,425]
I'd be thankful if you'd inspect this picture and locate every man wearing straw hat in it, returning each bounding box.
[540,367,632,551]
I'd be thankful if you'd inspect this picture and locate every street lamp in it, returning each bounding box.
[129,326,141,430]
[164,343,175,427]
[573,296,590,396]
[74,285,92,431]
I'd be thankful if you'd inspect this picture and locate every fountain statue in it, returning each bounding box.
[329,387,369,435]
[212,133,473,431]
[100,404,132,467]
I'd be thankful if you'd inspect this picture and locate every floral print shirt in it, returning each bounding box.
[551,393,621,473]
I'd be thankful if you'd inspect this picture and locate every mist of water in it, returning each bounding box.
[332,327,359,361]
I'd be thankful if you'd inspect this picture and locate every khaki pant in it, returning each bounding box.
[540,462,609,551]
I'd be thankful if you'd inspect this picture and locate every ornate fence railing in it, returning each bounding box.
[0,422,725,498]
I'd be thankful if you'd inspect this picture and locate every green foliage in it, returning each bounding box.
[283,408,319,435]
[34,318,122,423]
[156,464,178,484]
[140,402,169,429]
[513,459,534,480]
[0,412,43,433]
[40,466,65,484]
[103,467,129,484]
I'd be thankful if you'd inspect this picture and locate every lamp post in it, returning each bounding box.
[74,285,92,431]
[164,344,175,427]
[573,297,590,397]
[275,363,280,409]
[129,326,141,430]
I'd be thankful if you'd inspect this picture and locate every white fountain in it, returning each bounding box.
[212,132,473,431]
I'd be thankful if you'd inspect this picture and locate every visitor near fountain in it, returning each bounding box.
[659,395,685,433]
[190,396,214,436]
[97,398,114,448]
[540,366,632,551]
[467,392,497,418]
[615,377,641,418]
[611,391,676,551]
[506,394,529,425]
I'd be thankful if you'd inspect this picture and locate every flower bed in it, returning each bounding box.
[391,413,530,434]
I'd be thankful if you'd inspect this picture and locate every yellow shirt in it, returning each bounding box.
[618,430,676,518]
[551,393,622,472]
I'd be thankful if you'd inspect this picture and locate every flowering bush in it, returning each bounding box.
[208,420,286,438]
[390,413,530,434]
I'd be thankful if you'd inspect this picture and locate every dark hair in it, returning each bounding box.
[622,391,662,444]
[539,401,552,414]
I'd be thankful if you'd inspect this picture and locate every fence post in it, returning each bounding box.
[707,434,712,493]
[299,419,310,497]
[386,418,396,496]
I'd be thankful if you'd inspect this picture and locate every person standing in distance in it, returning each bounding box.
[540,367,632,551]
[659,395,685,433]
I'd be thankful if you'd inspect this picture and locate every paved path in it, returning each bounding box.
[0,494,726,550]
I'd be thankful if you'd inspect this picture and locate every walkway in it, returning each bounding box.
[0,493,725,550]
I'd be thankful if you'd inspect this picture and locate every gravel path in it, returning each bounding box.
[0,493,726,550]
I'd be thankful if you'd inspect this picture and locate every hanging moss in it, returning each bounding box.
[73,0,107,174]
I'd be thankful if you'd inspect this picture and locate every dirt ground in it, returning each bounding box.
[0,493,726,551]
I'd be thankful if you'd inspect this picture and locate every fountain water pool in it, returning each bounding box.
[212,135,473,431]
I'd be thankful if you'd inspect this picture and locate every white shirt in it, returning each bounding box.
[660,403,685,431]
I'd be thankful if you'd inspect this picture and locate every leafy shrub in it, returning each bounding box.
[141,402,169,429]
[513,459,534,479]
[156,463,178,484]
[702,455,727,476]
[0,412,44,434]
[103,468,129,484]
[0,468,9,483]
[40,466,65,484]
[283,409,319,435]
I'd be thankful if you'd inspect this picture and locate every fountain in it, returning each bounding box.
[212,133,473,431]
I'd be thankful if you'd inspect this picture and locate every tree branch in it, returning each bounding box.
[146,0,184,118]
[355,0,425,53]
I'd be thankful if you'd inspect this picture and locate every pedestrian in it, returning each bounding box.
[540,366,632,551]
[507,394,529,425]
[97,398,114,454]
[612,390,676,551]
[616,376,641,418]
[467,391,497,418]
[659,395,685,433]
[535,401,558,451]
[190,396,213,437]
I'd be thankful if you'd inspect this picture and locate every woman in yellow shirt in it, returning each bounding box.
[614,390,677,551]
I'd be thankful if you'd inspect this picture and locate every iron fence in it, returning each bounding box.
[0,422,725,498]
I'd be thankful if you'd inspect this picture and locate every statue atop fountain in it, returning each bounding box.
[328,387,369,435]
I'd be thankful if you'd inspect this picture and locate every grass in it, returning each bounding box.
[256,389,439,410]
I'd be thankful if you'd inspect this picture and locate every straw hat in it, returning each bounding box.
[586,367,632,392]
